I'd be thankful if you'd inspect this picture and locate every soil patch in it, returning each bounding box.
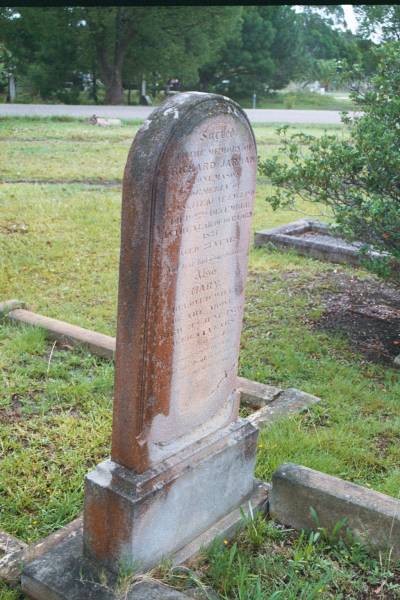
[249,268,400,366]
[310,271,400,365]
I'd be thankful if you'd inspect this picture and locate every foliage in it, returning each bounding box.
[293,9,362,89]
[199,6,365,101]
[356,5,400,42]
[258,43,400,277]
[0,5,371,104]
[0,8,86,103]
[199,6,301,97]
[0,7,241,104]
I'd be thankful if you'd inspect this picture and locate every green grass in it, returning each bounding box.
[160,514,400,599]
[239,91,355,111]
[0,325,113,542]
[0,117,399,599]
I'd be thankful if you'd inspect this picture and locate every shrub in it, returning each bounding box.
[258,43,400,279]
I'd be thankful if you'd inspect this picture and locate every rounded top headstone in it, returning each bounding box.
[112,92,257,472]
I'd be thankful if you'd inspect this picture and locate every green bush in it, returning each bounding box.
[258,43,400,279]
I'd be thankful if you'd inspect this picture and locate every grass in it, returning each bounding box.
[0,117,399,598]
[0,325,113,542]
[1,89,354,111]
[239,91,355,111]
[160,514,400,599]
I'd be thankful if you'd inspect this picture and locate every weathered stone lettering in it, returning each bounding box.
[111,93,256,471]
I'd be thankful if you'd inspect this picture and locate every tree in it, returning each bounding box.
[0,8,86,102]
[81,7,241,104]
[258,43,400,278]
[355,5,400,41]
[0,7,241,104]
[293,9,361,87]
[198,6,301,98]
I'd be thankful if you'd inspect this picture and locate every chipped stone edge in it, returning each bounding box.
[0,516,82,584]
[248,388,320,429]
[0,299,26,318]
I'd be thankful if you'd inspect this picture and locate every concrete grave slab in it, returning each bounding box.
[270,463,400,559]
[7,309,115,360]
[255,219,384,266]
[0,518,82,585]
[22,531,192,600]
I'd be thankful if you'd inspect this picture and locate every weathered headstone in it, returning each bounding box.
[84,92,259,572]
[112,92,257,472]
[22,93,260,596]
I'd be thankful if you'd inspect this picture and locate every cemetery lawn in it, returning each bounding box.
[242,91,355,111]
[1,118,399,599]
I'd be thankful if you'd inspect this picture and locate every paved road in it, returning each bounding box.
[0,103,353,124]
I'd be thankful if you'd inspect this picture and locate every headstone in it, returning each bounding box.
[83,92,259,573]
[110,92,257,472]
[23,94,260,595]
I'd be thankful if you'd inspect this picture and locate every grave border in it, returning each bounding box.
[254,219,384,266]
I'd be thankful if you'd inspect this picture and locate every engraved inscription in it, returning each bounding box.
[148,114,256,458]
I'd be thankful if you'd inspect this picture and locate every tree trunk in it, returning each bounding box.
[92,64,98,104]
[90,7,133,105]
[104,71,124,104]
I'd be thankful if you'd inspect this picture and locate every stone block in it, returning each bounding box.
[270,463,400,559]
[172,480,268,565]
[237,377,282,409]
[22,530,192,600]
[8,309,115,360]
[248,388,320,429]
[84,419,258,573]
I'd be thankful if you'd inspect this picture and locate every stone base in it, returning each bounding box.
[84,418,258,573]
[22,482,268,600]
[22,530,190,600]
